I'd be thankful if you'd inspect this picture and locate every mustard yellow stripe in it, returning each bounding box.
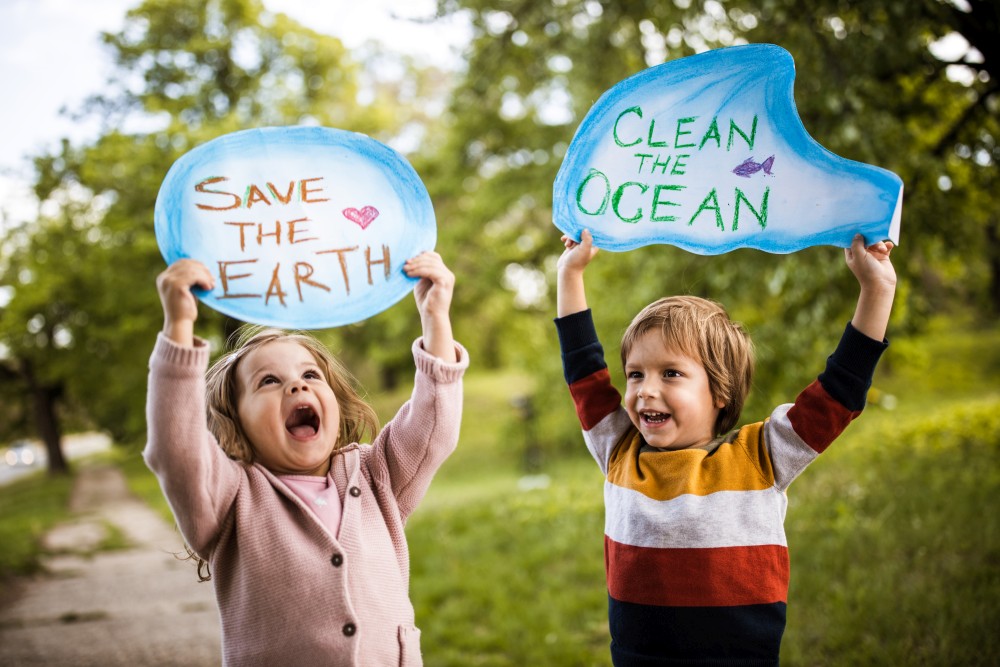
[606,422,776,500]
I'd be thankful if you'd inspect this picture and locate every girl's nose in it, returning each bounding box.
[288,383,309,394]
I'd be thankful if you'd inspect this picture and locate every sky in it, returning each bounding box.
[0,0,470,227]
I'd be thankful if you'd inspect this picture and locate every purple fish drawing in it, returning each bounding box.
[732,155,775,178]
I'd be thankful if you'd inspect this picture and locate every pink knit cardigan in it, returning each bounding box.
[144,334,468,666]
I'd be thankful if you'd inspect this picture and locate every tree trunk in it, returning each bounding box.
[21,359,69,475]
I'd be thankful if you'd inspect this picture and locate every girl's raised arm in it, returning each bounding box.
[404,251,457,363]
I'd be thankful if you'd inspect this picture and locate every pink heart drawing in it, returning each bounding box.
[342,206,379,230]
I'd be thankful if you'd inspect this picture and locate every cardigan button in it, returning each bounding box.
[331,553,343,567]
[343,622,356,637]
[349,486,361,497]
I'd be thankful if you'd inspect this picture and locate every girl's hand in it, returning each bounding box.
[156,259,214,346]
[405,251,454,319]
[404,251,457,362]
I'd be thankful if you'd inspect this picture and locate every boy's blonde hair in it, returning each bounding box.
[205,325,379,464]
[620,296,754,435]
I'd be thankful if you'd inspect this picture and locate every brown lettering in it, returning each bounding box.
[195,177,241,211]
[217,260,260,298]
[315,246,359,295]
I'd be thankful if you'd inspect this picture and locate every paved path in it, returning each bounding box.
[0,463,221,666]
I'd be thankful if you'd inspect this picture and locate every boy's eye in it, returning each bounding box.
[627,371,643,380]
[664,369,682,378]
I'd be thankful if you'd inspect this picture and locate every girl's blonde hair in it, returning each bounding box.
[205,325,379,463]
[186,325,378,581]
[620,296,754,436]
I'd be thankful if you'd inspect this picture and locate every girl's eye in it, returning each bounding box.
[664,369,682,378]
[260,374,279,386]
[304,370,322,380]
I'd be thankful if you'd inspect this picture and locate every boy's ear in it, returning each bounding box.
[715,398,727,410]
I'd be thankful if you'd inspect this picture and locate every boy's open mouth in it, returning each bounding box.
[285,405,320,438]
[640,411,670,425]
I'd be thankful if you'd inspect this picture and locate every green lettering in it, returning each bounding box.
[670,154,690,176]
[613,106,643,148]
[650,184,686,222]
[699,117,721,150]
[674,117,697,149]
[576,169,611,215]
[647,119,668,148]
[612,182,648,223]
[733,187,769,231]
[688,189,724,230]
[727,115,758,151]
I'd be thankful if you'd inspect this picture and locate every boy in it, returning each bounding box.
[555,229,896,665]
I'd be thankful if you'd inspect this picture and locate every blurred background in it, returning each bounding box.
[1,0,997,665]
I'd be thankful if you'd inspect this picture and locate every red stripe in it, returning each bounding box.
[605,537,789,607]
[787,381,859,453]
[569,369,623,431]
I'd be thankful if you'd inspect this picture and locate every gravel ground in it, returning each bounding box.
[0,463,221,666]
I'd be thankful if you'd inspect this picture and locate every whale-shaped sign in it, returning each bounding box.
[553,44,902,254]
[155,126,436,328]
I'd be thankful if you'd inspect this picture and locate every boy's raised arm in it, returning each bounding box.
[557,229,599,317]
[845,234,897,342]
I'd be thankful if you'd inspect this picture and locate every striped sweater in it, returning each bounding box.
[556,309,887,666]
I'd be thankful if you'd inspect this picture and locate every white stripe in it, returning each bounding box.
[583,408,633,475]
[764,404,819,491]
[604,482,789,549]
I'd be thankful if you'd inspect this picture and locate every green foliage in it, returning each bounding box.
[0,472,74,584]
[423,0,999,461]
[0,0,446,450]
[782,400,1000,666]
[401,316,1000,665]
[102,314,1000,664]
[408,459,609,666]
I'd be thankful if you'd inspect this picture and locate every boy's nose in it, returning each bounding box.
[637,382,657,399]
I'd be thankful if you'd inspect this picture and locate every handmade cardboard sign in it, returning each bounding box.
[553,44,902,254]
[155,126,436,328]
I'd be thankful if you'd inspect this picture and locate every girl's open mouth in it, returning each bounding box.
[285,405,320,438]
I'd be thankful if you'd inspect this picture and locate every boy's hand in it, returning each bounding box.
[405,251,457,363]
[557,229,599,274]
[845,234,896,342]
[156,259,214,347]
[845,234,896,293]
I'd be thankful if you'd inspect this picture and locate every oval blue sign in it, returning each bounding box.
[154,126,436,328]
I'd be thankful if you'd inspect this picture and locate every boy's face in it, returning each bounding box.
[623,330,723,450]
[236,340,341,476]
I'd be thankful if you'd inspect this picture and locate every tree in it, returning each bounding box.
[414,0,999,463]
[0,0,441,469]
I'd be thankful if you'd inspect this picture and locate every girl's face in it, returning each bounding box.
[235,340,341,476]
[623,330,723,450]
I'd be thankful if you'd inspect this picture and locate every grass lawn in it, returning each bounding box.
[5,315,995,665]
[0,472,74,589]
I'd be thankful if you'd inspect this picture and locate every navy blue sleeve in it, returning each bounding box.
[818,322,889,412]
[554,309,609,385]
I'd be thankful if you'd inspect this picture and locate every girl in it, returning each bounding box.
[145,252,467,667]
